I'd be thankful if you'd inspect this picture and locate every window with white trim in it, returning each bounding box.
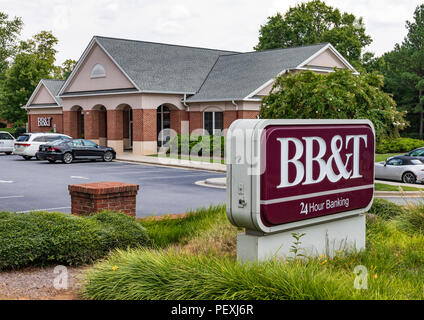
[91,64,106,78]
[203,111,223,135]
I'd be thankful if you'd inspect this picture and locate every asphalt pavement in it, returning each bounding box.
[0,154,226,217]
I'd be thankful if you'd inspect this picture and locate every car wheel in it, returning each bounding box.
[402,172,416,184]
[5,152,12,155]
[103,151,113,162]
[48,159,56,163]
[62,152,73,164]
[23,156,32,161]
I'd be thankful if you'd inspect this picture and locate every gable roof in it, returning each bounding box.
[42,79,65,105]
[187,43,331,102]
[26,79,65,108]
[60,36,239,96]
[57,37,356,102]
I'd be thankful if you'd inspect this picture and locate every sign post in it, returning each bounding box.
[226,119,375,261]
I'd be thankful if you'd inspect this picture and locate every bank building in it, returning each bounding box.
[24,36,356,156]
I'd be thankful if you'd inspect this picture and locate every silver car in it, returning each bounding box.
[375,156,424,184]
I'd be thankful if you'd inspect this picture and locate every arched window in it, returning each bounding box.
[91,64,106,78]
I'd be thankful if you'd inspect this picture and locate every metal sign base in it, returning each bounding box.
[237,214,366,262]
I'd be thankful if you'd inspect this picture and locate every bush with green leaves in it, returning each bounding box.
[260,69,407,143]
[13,126,26,138]
[376,138,424,154]
[166,134,224,158]
[0,211,149,270]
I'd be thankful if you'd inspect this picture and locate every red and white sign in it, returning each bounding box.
[227,119,375,234]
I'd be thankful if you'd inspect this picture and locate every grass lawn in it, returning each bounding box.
[81,201,424,300]
[374,183,422,192]
[375,153,403,162]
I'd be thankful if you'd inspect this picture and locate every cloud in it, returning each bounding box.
[1,0,422,64]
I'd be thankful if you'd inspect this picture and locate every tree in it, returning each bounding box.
[53,59,77,80]
[260,69,407,143]
[0,31,58,122]
[0,12,23,79]
[377,4,424,139]
[255,0,372,67]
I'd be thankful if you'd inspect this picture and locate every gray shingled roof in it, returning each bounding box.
[41,79,65,105]
[95,36,239,94]
[187,43,329,102]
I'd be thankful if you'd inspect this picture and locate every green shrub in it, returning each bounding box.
[376,138,424,154]
[0,211,149,270]
[13,127,26,138]
[368,199,406,220]
[397,205,424,234]
[82,248,358,300]
[166,134,224,158]
[81,202,424,300]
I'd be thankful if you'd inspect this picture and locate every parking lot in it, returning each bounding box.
[0,154,226,218]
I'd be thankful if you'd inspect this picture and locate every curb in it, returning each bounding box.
[195,180,226,189]
[374,191,424,198]
[115,158,226,173]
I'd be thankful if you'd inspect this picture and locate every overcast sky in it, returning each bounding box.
[1,0,422,64]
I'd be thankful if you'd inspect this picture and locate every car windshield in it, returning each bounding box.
[17,135,30,142]
[410,149,424,157]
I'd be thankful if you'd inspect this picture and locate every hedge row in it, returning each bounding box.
[0,211,150,270]
[166,134,224,157]
[376,138,424,154]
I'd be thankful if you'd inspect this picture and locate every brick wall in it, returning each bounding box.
[99,110,107,138]
[84,110,100,140]
[68,182,139,217]
[133,109,157,141]
[170,110,188,134]
[189,111,203,132]
[107,110,124,140]
[224,111,238,129]
[239,111,259,119]
[29,114,64,133]
[64,111,80,138]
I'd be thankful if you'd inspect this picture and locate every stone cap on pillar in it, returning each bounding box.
[68,182,139,195]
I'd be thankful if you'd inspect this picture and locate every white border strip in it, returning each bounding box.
[260,185,374,205]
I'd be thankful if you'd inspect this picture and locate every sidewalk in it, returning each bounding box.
[375,179,424,189]
[116,153,227,172]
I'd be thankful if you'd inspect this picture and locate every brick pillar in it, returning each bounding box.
[84,110,100,141]
[107,110,124,153]
[27,114,31,132]
[63,111,79,138]
[132,109,157,155]
[68,182,139,217]
[224,111,238,129]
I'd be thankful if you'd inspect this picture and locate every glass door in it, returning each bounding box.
[157,105,171,147]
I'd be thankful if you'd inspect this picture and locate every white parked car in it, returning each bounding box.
[0,131,15,155]
[13,133,72,160]
[375,156,424,184]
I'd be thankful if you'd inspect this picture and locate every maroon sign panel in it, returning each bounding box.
[260,124,374,226]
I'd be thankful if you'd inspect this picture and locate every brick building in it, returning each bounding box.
[24,36,356,156]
